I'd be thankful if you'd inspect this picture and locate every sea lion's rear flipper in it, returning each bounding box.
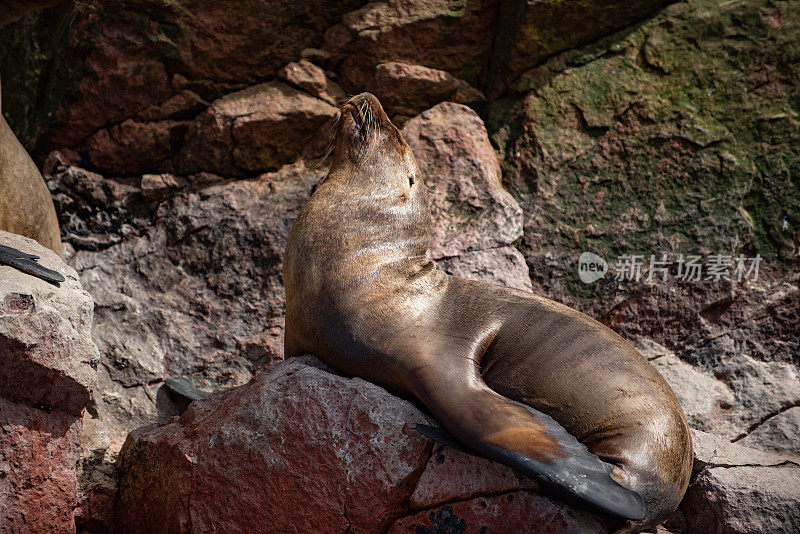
[415,424,481,458]
[408,358,645,521]
[0,244,65,284]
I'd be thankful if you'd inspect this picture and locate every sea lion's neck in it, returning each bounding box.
[316,176,433,273]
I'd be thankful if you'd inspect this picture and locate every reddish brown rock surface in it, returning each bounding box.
[369,62,485,119]
[0,230,99,533]
[176,81,337,176]
[115,357,435,533]
[402,102,523,260]
[115,357,613,533]
[0,397,83,533]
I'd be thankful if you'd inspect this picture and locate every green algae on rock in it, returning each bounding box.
[489,0,799,304]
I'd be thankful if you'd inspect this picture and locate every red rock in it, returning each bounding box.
[140,173,188,199]
[323,0,499,90]
[278,59,343,105]
[409,444,536,509]
[20,0,367,150]
[114,357,435,533]
[401,102,523,260]
[369,62,485,118]
[390,492,608,534]
[0,230,98,416]
[83,119,188,175]
[0,397,82,534]
[0,231,98,534]
[176,81,337,176]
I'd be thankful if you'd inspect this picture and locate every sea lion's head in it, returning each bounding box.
[329,93,420,194]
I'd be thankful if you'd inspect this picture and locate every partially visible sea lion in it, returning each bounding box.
[0,80,62,256]
[284,93,692,531]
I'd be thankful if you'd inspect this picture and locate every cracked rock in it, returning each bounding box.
[737,406,800,460]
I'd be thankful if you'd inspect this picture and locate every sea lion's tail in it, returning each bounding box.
[406,356,645,521]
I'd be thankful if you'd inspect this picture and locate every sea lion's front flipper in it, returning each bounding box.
[407,357,645,521]
[0,243,65,284]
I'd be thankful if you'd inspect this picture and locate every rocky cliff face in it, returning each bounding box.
[1,0,798,532]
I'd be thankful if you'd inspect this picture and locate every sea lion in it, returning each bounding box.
[0,79,62,256]
[283,93,692,531]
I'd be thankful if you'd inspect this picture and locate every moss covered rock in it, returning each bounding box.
[489,0,799,304]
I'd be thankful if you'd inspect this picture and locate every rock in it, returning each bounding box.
[0,229,98,415]
[0,396,83,533]
[682,465,800,533]
[83,119,189,175]
[369,62,485,118]
[0,230,99,533]
[640,340,739,438]
[488,0,675,91]
[140,173,188,199]
[689,428,797,474]
[323,0,499,90]
[176,81,337,176]
[115,357,612,533]
[390,493,608,534]
[738,407,800,458]
[114,357,435,533]
[47,165,143,251]
[401,102,523,260]
[70,160,323,531]
[0,0,368,150]
[278,59,344,105]
[409,443,538,510]
[435,247,533,293]
[0,0,66,27]
[681,430,800,533]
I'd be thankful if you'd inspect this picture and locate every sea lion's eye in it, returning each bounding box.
[408,175,415,187]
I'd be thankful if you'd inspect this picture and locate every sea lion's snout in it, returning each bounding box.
[334,93,400,164]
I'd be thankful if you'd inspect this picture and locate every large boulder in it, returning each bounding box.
[0,231,97,415]
[0,229,99,533]
[368,62,485,120]
[115,357,611,533]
